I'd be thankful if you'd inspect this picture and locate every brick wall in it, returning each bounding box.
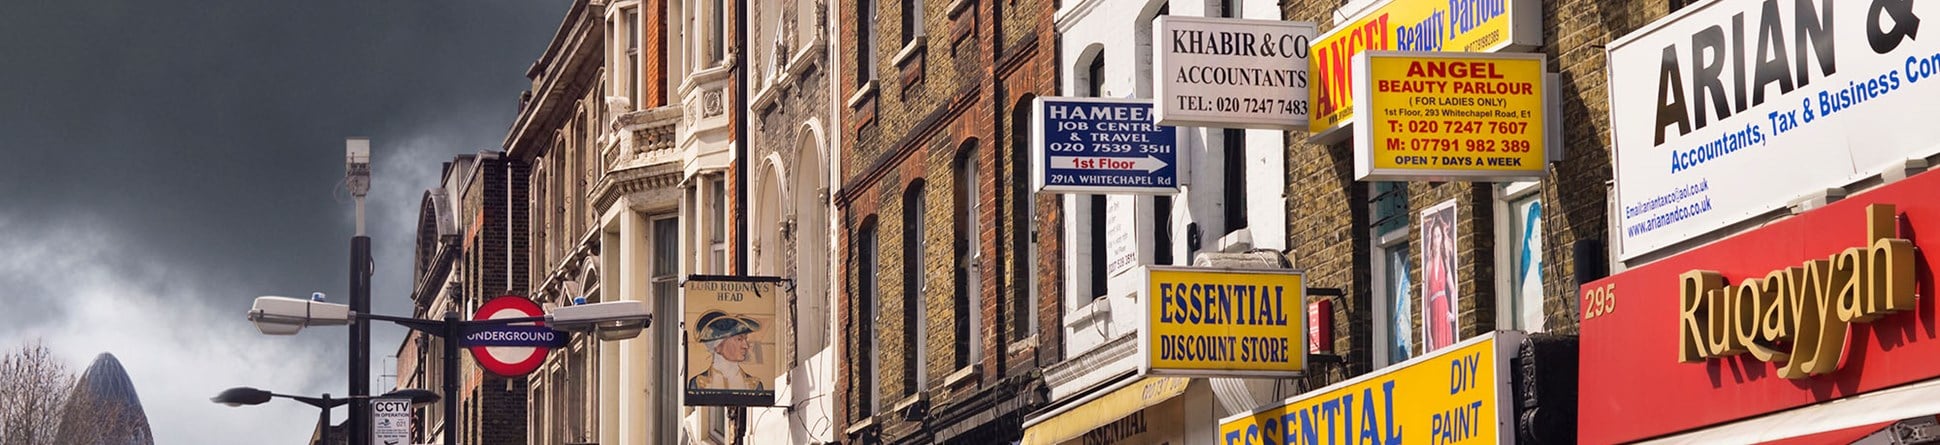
[1279,0,1649,382]
[457,153,533,445]
[835,0,1059,442]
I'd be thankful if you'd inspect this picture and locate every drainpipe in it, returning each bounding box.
[732,0,752,441]
[734,0,750,277]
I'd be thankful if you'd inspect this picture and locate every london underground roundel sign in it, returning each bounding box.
[467,295,558,377]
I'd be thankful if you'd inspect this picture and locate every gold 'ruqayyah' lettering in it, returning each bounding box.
[1677,204,1916,379]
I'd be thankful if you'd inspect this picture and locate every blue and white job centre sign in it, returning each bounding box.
[1032,97,1179,194]
[1608,0,1940,259]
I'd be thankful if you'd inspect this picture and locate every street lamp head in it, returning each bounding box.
[547,300,651,341]
[248,296,352,335]
[380,388,442,406]
[210,387,273,407]
[346,138,371,197]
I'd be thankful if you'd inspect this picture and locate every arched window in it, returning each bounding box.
[1009,96,1039,339]
[902,181,928,394]
[1076,50,1109,300]
[952,143,983,368]
[1134,2,1169,97]
[1084,52,1106,98]
[856,218,881,415]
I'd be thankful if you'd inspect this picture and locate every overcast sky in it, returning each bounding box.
[0,1,564,443]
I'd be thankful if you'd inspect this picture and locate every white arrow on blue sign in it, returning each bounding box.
[1031,97,1179,194]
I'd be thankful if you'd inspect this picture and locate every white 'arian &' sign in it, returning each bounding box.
[1154,16,1316,130]
[1608,0,1940,259]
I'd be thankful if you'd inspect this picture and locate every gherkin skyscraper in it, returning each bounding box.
[54,353,153,445]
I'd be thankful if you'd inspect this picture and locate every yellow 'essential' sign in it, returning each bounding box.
[1218,333,1520,445]
[1352,51,1549,181]
[1141,267,1306,377]
[1308,0,1540,138]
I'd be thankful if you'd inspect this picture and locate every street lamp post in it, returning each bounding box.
[212,387,438,445]
[345,138,373,445]
[247,296,649,445]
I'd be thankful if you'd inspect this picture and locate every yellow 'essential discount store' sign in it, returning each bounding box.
[1308,0,1541,138]
[1219,333,1522,445]
[1141,267,1306,378]
[1352,51,1550,181]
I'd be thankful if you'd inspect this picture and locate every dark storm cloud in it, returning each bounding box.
[0,1,566,442]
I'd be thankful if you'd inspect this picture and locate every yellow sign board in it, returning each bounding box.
[1308,0,1541,138]
[1142,267,1306,377]
[1353,51,1549,181]
[1020,377,1190,445]
[1218,333,1521,445]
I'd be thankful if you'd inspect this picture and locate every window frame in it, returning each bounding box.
[623,6,641,107]
[902,181,928,394]
[1368,182,1413,368]
[1008,97,1040,344]
[858,0,880,83]
[856,221,881,416]
[1222,128,1248,235]
[1493,181,1546,333]
[953,147,983,369]
[900,0,925,46]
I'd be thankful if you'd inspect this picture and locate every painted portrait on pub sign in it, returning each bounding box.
[683,276,783,406]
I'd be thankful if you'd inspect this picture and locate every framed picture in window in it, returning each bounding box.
[1420,199,1460,352]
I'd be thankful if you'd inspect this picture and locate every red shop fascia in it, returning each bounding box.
[1580,168,1940,444]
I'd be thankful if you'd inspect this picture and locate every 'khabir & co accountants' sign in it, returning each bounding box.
[1352,51,1552,181]
[1154,16,1316,130]
[1140,267,1306,377]
[1308,0,1541,141]
[1219,333,1521,445]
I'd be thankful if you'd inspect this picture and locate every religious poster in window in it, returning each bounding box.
[683,275,784,406]
[1386,245,1414,362]
[1420,199,1461,353]
[1511,197,1545,331]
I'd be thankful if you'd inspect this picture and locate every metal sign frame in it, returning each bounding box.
[1350,50,1557,182]
[1031,96,1180,195]
[1152,16,1317,130]
[1137,266,1309,379]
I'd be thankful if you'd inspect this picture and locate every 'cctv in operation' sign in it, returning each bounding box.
[1032,97,1179,195]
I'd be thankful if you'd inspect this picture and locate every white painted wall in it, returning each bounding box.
[1054,0,1290,362]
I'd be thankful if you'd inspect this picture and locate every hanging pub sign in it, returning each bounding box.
[683,275,785,406]
[1606,0,1940,260]
[1307,0,1543,142]
[1031,97,1179,195]
[1578,169,1940,444]
[1351,51,1554,181]
[1152,16,1317,130]
[1220,332,1523,445]
[1140,266,1307,378]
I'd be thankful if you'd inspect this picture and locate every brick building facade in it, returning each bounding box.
[743,0,842,442]
[1278,0,1633,382]
[832,0,1061,442]
[382,0,1696,442]
[402,152,532,445]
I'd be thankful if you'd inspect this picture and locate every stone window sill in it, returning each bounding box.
[846,81,879,109]
[892,40,927,68]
